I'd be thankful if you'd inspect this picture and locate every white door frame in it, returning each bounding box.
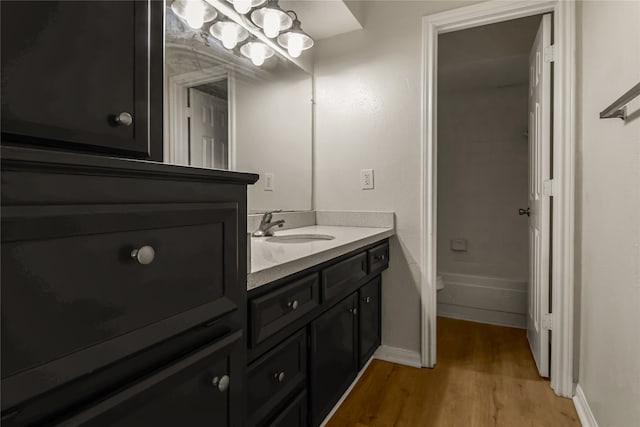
[420,0,576,398]
[165,67,236,169]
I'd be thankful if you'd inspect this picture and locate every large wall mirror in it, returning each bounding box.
[164,0,313,213]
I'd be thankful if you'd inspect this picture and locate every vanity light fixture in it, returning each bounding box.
[210,19,249,49]
[227,0,266,15]
[276,11,313,58]
[250,0,292,38]
[240,40,274,66]
[171,0,217,29]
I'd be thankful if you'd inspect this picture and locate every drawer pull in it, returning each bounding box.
[287,300,299,310]
[131,245,155,265]
[349,307,358,316]
[363,296,371,304]
[274,371,286,383]
[114,111,133,126]
[374,254,386,262]
[212,375,230,392]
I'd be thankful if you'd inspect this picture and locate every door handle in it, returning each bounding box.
[518,208,530,217]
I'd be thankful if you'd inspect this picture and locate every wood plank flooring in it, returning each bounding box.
[326,317,580,427]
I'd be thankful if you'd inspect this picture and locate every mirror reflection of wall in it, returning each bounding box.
[164,3,312,212]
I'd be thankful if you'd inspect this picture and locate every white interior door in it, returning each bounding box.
[527,13,552,378]
[189,87,229,169]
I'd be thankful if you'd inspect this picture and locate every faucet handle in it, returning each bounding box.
[261,209,282,223]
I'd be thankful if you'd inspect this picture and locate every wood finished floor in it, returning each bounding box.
[326,317,580,427]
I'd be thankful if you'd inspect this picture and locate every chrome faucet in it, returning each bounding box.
[252,210,285,237]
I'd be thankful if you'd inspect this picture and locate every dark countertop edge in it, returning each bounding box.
[1,144,259,185]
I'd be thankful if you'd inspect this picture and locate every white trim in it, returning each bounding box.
[318,355,376,427]
[373,345,422,369]
[420,0,575,398]
[573,385,600,427]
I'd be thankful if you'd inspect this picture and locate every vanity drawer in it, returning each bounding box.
[368,241,389,275]
[250,274,319,346]
[51,331,244,427]
[1,202,239,409]
[321,252,367,302]
[267,390,307,427]
[247,330,307,427]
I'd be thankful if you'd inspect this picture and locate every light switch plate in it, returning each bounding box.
[361,169,374,190]
[264,173,274,191]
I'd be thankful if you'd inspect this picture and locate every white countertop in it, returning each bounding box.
[248,225,394,290]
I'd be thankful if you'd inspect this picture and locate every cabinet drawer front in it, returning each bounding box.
[1,203,239,408]
[248,330,306,427]
[250,274,319,346]
[368,241,389,275]
[359,277,381,368]
[267,390,307,427]
[321,252,367,302]
[52,331,243,427]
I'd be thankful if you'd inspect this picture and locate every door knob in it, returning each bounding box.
[114,112,133,126]
[518,208,530,217]
[212,375,230,392]
[287,300,299,310]
[363,296,371,304]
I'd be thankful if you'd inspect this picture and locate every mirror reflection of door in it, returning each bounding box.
[188,80,228,170]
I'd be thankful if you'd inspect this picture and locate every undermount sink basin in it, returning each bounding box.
[265,234,335,243]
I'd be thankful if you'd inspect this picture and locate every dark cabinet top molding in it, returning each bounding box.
[1,146,258,186]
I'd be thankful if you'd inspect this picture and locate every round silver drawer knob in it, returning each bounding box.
[114,112,133,126]
[212,375,230,392]
[131,245,155,265]
[274,371,285,383]
[349,307,358,316]
[287,300,299,310]
[364,296,371,304]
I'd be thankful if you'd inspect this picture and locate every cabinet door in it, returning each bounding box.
[50,331,244,427]
[309,293,358,427]
[359,277,381,368]
[0,1,162,159]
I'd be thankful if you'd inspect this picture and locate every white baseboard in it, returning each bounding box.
[319,355,375,427]
[573,384,599,427]
[373,345,422,368]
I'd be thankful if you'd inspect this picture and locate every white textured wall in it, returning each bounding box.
[576,0,640,425]
[235,71,312,212]
[314,0,479,354]
[437,86,529,280]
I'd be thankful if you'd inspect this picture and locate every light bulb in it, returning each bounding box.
[287,34,303,58]
[250,46,266,66]
[263,9,280,38]
[233,0,252,14]
[184,1,206,29]
[221,24,238,49]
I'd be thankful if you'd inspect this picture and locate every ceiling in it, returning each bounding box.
[439,15,543,92]
[279,0,363,41]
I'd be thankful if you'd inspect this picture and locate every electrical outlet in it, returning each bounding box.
[361,169,374,190]
[264,173,274,191]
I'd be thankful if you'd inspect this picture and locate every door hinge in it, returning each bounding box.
[544,45,556,63]
[542,313,553,330]
[543,179,556,197]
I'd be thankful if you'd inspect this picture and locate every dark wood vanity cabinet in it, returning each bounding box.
[0,0,163,160]
[247,242,388,427]
[0,147,257,426]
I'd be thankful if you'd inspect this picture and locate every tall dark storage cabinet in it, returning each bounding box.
[0,1,258,426]
[1,1,163,160]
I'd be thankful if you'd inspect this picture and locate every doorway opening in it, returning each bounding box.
[421,1,576,398]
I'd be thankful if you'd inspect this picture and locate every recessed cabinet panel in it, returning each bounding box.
[321,253,367,302]
[267,391,307,427]
[309,293,359,427]
[359,278,381,368]
[1,203,239,409]
[0,1,161,158]
[51,331,244,427]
